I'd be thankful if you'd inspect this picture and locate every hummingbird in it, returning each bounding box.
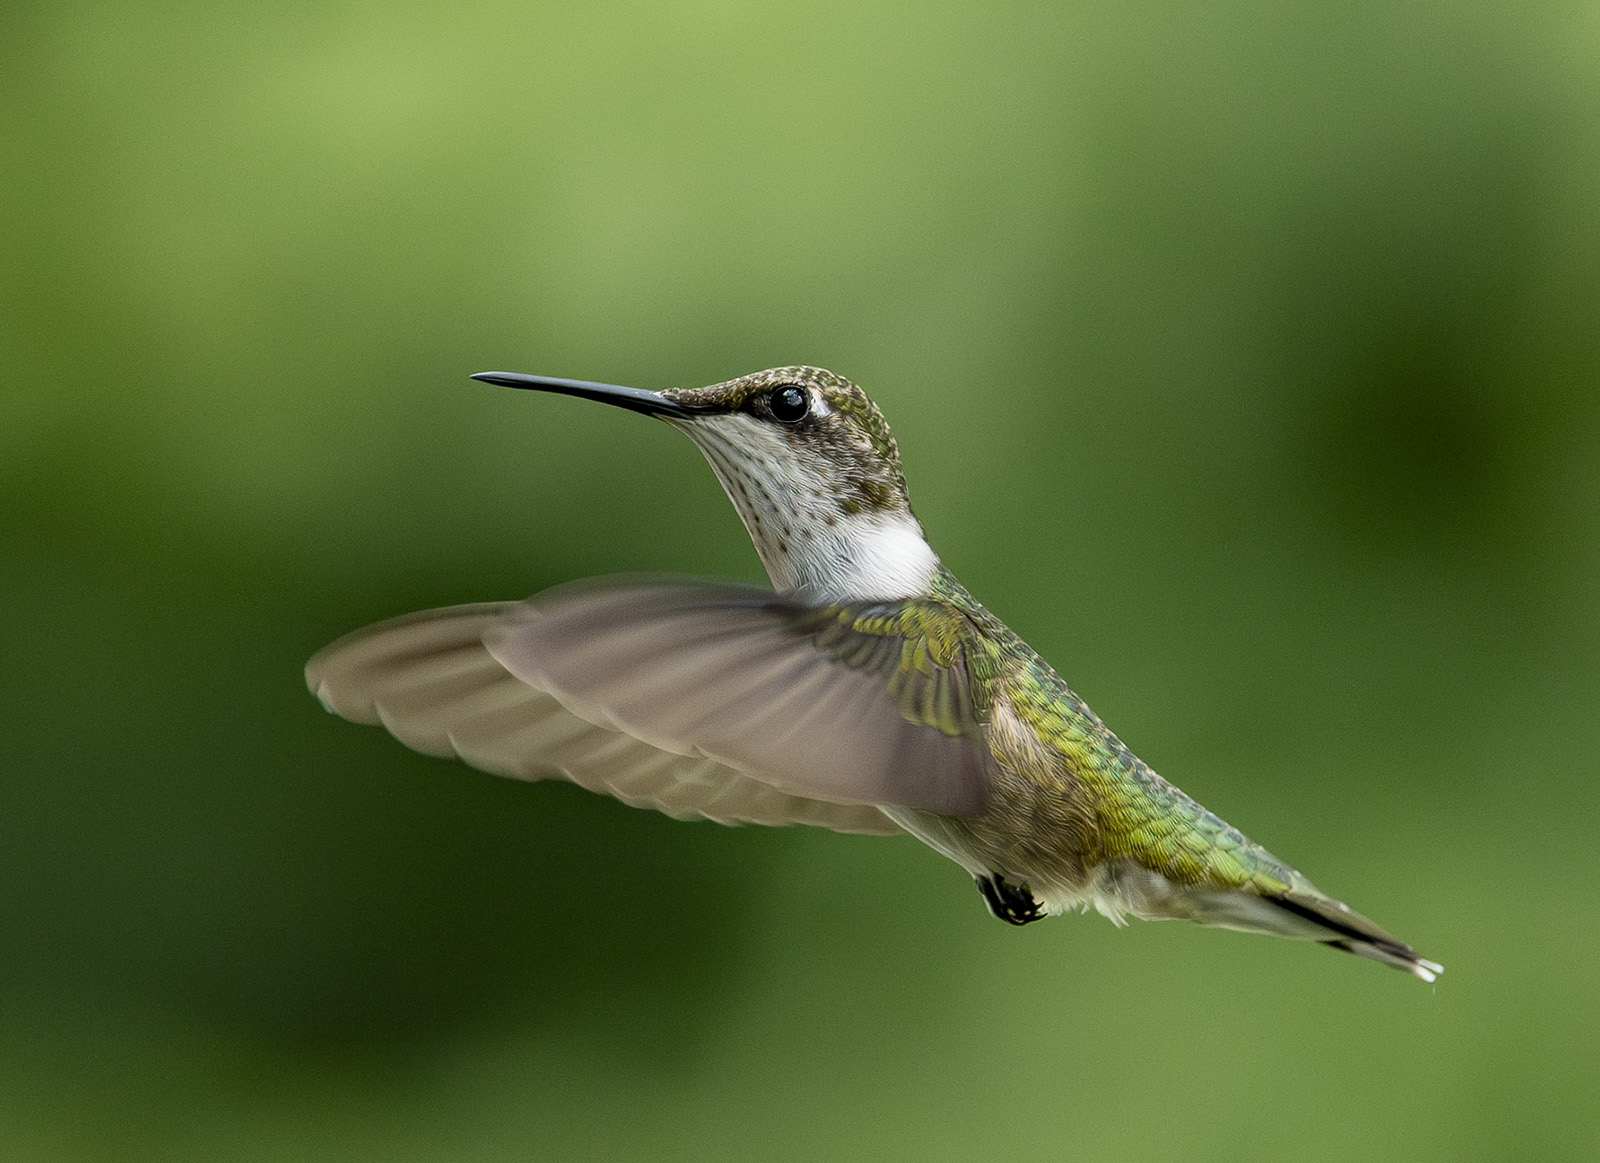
[307,366,1441,981]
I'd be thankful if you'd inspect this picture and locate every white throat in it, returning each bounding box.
[683,416,940,604]
[769,509,939,603]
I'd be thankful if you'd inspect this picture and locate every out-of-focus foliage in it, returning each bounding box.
[3,2,1597,1159]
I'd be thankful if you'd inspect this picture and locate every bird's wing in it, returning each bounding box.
[305,602,900,833]
[484,577,994,816]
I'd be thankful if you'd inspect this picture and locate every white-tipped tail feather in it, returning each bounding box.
[1082,860,1443,981]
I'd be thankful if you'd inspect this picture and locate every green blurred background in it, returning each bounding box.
[4,1,1597,1159]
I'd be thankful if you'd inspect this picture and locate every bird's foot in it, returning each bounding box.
[976,873,1045,925]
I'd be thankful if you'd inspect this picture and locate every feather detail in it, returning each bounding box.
[484,577,993,816]
[305,602,900,833]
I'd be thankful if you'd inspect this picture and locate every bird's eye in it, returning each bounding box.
[769,385,809,422]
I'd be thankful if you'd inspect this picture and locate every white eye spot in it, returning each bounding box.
[810,394,831,418]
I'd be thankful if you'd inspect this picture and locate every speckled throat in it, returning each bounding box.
[661,367,940,603]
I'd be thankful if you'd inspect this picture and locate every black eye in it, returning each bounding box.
[768,385,809,422]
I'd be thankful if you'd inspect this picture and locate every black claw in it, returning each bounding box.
[976,874,1045,925]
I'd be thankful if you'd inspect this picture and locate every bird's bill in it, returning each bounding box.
[470,371,713,419]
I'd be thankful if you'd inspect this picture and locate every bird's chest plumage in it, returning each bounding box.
[880,690,1105,909]
[969,696,1105,884]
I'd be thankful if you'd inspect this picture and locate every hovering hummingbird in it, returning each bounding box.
[307,366,1440,981]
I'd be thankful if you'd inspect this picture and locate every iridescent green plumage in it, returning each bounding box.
[790,563,1429,971]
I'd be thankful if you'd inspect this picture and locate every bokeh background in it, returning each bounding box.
[4,2,1598,1160]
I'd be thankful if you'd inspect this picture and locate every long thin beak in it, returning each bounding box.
[471,371,710,419]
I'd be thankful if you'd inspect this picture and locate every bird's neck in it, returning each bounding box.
[710,473,940,603]
[683,418,940,604]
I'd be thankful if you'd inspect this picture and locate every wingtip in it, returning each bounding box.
[311,679,338,715]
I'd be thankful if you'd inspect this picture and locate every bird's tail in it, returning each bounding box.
[1267,882,1442,982]
[1099,860,1442,981]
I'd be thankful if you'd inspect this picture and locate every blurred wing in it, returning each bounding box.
[484,578,993,816]
[305,603,900,834]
